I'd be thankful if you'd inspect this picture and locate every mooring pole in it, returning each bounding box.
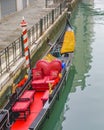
[20,17,30,74]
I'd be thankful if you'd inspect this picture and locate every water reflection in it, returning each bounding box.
[70,1,94,92]
[62,0,104,130]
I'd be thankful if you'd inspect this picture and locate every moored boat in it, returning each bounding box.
[0,18,75,130]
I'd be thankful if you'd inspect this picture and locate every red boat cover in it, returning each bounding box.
[31,59,62,91]
[36,60,50,76]
[20,90,35,102]
[35,59,62,75]
[12,101,30,112]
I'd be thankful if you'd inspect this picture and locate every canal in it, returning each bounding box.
[41,0,104,130]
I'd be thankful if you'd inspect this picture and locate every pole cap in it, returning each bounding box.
[20,16,27,27]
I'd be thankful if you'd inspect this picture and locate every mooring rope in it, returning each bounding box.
[0,109,11,128]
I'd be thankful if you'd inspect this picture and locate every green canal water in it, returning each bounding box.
[41,0,104,130]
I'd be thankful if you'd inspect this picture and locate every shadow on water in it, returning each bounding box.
[40,65,76,130]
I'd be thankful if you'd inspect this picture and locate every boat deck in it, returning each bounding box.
[11,92,44,130]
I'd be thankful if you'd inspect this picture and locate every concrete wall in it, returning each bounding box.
[0,0,32,19]
[17,0,29,11]
[16,0,23,11]
[0,2,1,19]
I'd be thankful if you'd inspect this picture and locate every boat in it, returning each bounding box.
[0,18,75,130]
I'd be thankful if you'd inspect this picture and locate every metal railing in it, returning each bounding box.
[0,1,67,76]
[0,37,23,74]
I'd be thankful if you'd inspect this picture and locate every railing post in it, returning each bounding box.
[0,55,2,74]
[21,35,25,56]
[40,18,43,36]
[35,23,38,40]
[64,0,66,9]
[45,0,47,8]
[5,48,7,71]
[52,9,54,24]
[46,14,48,28]
[5,47,9,71]
[12,43,15,62]
[32,26,34,45]
[60,3,62,14]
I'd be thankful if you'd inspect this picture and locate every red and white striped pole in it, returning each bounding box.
[20,17,30,73]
